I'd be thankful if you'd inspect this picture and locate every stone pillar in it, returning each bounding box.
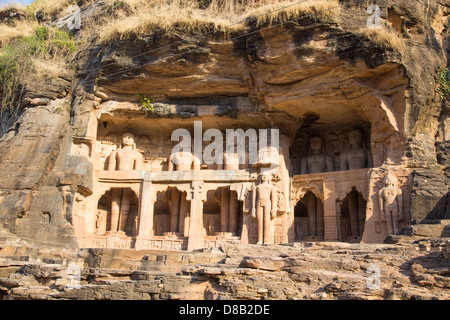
[336,199,343,241]
[179,193,189,237]
[306,193,316,237]
[241,211,250,244]
[229,191,239,235]
[169,188,181,233]
[135,180,154,250]
[187,181,206,251]
[358,194,366,237]
[119,188,132,232]
[323,180,339,241]
[348,192,360,238]
[110,188,121,232]
[220,187,230,233]
[316,198,324,239]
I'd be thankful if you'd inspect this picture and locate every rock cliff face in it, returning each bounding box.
[0,0,449,299]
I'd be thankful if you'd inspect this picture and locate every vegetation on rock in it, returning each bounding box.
[136,94,155,112]
[0,25,76,131]
[436,66,450,101]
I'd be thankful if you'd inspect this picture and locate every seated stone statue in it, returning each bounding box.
[223,149,240,170]
[108,133,143,171]
[168,151,201,171]
[340,129,373,170]
[300,136,334,174]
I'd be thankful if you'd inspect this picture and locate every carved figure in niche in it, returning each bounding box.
[340,129,373,170]
[378,173,403,235]
[95,210,106,235]
[300,136,334,174]
[73,142,90,157]
[108,133,143,171]
[251,174,278,244]
[207,217,216,236]
[41,211,51,224]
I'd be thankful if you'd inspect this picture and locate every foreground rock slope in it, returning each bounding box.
[0,237,449,300]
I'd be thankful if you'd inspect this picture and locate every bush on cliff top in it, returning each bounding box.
[0,26,76,124]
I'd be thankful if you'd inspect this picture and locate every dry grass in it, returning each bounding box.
[97,0,340,43]
[10,0,340,43]
[0,20,38,46]
[252,0,339,27]
[31,54,69,79]
[358,24,406,55]
[0,1,28,10]
[26,0,80,15]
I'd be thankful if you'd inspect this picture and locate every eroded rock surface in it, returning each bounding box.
[0,239,449,300]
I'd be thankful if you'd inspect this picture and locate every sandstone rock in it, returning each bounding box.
[0,242,448,300]
[28,98,50,106]
[400,222,450,238]
[240,257,285,271]
[444,241,450,260]
[0,0,449,301]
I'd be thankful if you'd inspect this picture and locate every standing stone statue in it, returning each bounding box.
[300,136,334,174]
[108,133,143,171]
[340,129,373,170]
[378,173,403,235]
[107,133,142,234]
[251,174,278,244]
[95,210,105,235]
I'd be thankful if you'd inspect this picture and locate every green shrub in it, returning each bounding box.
[436,66,450,101]
[0,26,76,122]
[136,94,155,112]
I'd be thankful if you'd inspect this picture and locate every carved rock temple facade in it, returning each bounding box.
[5,1,448,252]
[69,95,413,251]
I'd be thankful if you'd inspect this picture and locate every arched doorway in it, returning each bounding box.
[212,187,242,236]
[96,188,139,236]
[294,191,324,241]
[340,189,366,242]
[154,187,189,236]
